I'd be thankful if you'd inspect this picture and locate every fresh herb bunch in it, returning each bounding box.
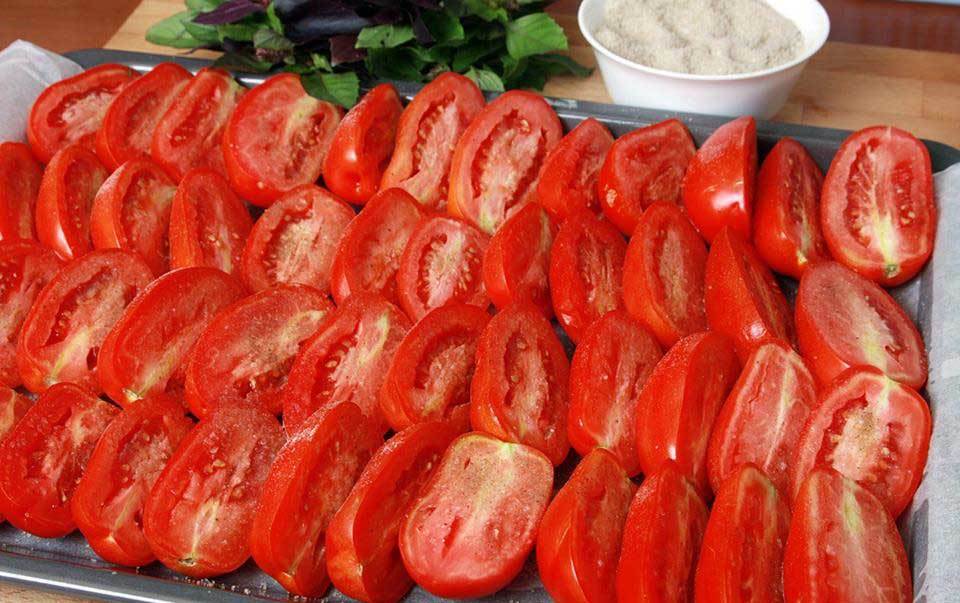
[147,0,591,108]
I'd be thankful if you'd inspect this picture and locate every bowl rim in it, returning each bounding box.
[577,0,832,82]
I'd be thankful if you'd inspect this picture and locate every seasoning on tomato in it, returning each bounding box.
[0,387,31,524]
[0,142,43,241]
[483,203,556,317]
[536,118,614,220]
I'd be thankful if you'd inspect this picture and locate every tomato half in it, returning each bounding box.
[381,72,485,210]
[399,432,553,599]
[0,383,118,537]
[184,284,333,419]
[753,137,829,279]
[821,126,935,286]
[27,64,136,163]
[0,387,31,523]
[98,267,245,406]
[0,142,43,241]
[95,62,192,170]
[142,403,283,578]
[597,119,697,235]
[796,260,927,388]
[536,118,614,220]
[447,90,563,234]
[783,468,911,602]
[682,116,757,242]
[70,394,192,567]
[35,144,109,261]
[537,449,635,603]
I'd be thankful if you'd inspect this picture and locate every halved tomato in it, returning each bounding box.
[482,203,556,317]
[0,142,43,241]
[381,72,485,210]
[447,90,563,234]
[597,119,697,235]
[536,118,614,220]
[399,432,553,599]
[0,387,31,523]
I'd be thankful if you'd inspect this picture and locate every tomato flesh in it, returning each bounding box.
[483,203,556,317]
[536,118,614,220]
[0,142,43,241]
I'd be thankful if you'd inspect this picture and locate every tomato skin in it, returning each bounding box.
[682,116,757,242]
[70,394,192,567]
[0,142,43,241]
[0,387,32,524]
[482,203,556,317]
[537,449,636,603]
[399,432,554,599]
[536,118,614,220]
[820,126,935,286]
[753,137,829,279]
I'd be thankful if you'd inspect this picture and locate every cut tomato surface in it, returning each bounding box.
[0,386,32,523]
[536,118,614,220]
[483,203,556,317]
[0,142,43,241]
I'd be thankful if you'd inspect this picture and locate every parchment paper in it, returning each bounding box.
[0,40,81,142]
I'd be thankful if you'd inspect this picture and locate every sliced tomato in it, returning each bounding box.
[95,62,192,170]
[537,449,636,603]
[482,203,556,317]
[35,144,109,261]
[682,116,757,242]
[142,403,283,578]
[396,214,490,320]
[283,293,411,433]
[796,260,927,388]
[184,284,333,419]
[399,432,553,599]
[447,90,563,234]
[98,267,245,406]
[17,249,154,394]
[706,342,817,496]
[821,126,935,286]
[381,72,485,210]
[568,310,661,476]
[70,394,193,567]
[549,210,626,343]
[329,187,424,306]
[0,382,118,537]
[536,118,614,220]
[783,468,911,602]
[753,137,829,279]
[27,64,136,163]
[0,142,43,241]
[597,119,697,235]
[0,387,32,523]
[168,168,253,275]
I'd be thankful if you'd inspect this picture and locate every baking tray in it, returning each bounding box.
[0,48,955,603]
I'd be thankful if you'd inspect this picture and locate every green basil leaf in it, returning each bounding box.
[465,67,505,91]
[146,11,205,49]
[452,40,500,72]
[218,22,259,43]
[253,27,294,51]
[212,51,274,73]
[447,0,510,22]
[265,2,283,34]
[505,13,567,59]
[311,53,333,73]
[420,11,465,45]
[366,47,426,81]
[182,19,221,45]
[185,0,222,11]
[301,72,360,108]
[356,24,415,49]
[529,53,593,78]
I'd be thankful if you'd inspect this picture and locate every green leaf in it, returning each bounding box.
[300,72,360,108]
[185,0,221,11]
[529,53,593,78]
[366,47,426,81]
[311,53,333,72]
[266,2,284,34]
[452,40,500,72]
[182,19,220,45]
[146,11,205,49]
[447,0,509,22]
[253,27,293,51]
[420,11,465,45]
[355,24,415,49]
[218,22,259,43]
[505,13,567,59]
[212,51,273,73]
[465,67,504,91]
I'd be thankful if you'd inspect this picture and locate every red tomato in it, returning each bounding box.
[482,203,556,317]
[682,116,757,242]
[95,62,192,170]
[70,394,192,567]
[598,119,697,235]
[0,142,43,241]
[447,90,563,234]
[323,83,403,204]
[623,202,708,348]
[396,214,490,321]
[616,460,709,603]
[705,227,794,361]
[636,332,740,495]
[0,387,31,523]
[142,403,283,578]
[783,468,911,602]
[568,310,661,476]
[240,184,354,293]
[796,260,927,389]
[399,432,553,599]
[98,267,245,406]
[380,303,490,431]
[470,303,570,466]
[151,68,243,181]
[536,118,614,220]
[326,418,463,603]
[35,144,109,261]
[184,284,333,419]
[694,464,791,603]
[821,126,935,286]
[283,293,411,433]
[381,72,485,210]
[753,137,829,279]
[168,168,253,275]
[537,449,635,603]
[17,249,154,394]
[0,383,118,537]
[706,342,817,496]
[549,210,626,343]
[329,187,424,306]
[27,64,136,163]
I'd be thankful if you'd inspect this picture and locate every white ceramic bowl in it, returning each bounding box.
[578,0,830,119]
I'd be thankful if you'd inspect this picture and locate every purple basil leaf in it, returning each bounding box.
[194,0,264,25]
[330,34,366,65]
[412,10,433,44]
[372,7,404,25]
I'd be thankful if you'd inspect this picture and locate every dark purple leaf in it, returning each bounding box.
[412,10,432,44]
[194,0,264,25]
[372,7,404,24]
[330,34,365,65]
